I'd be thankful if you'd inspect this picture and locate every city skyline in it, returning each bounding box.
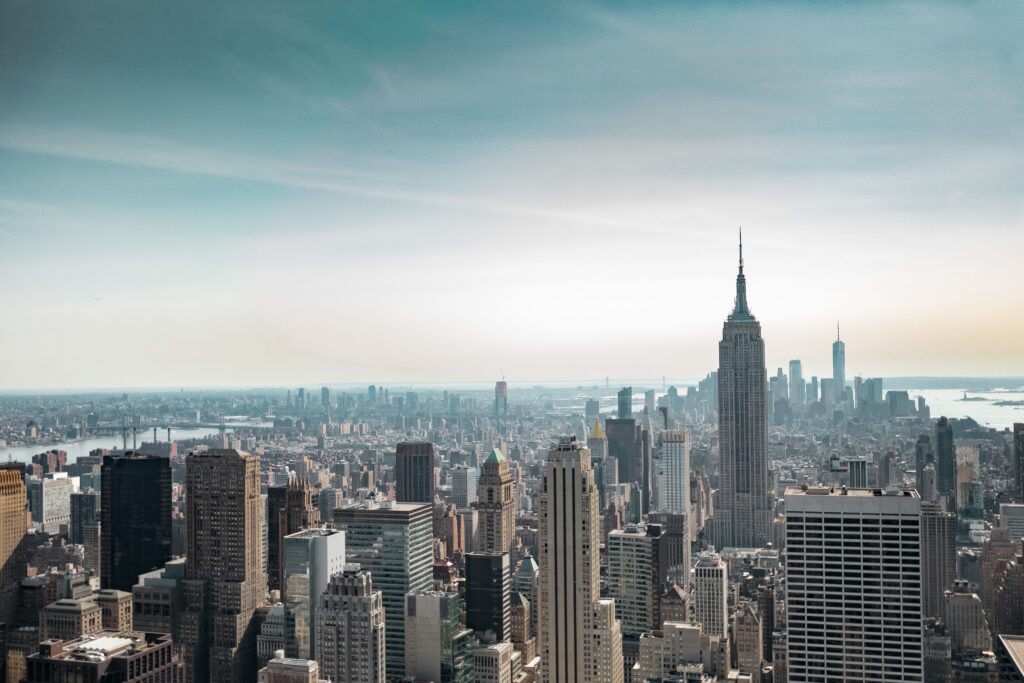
[2,2,1021,390]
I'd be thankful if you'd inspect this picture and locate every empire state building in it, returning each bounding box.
[710,232,773,549]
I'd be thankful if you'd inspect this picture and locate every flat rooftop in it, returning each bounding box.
[784,485,920,499]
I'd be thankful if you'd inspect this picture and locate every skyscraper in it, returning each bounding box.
[654,430,689,514]
[785,486,924,682]
[711,232,773,549]
[465,552,511,643]
[832,324,846,403]
[334,501,433,679]
[267,478,320,592]
[316,564,386,683]
[1014,423,1024,502]
[406,591,475,683]
[538,436,624,683]
[281,528,346,659]
[1,468,26,630]
[618,386,632,419]
[451,465,479,510]
[607,523,665,674]
[788,359,804,405]
[935,417,955,497]
[477,448,515,554]
[100,453,172,592]
[921,501,956,620]
[396,442,436,504]
[693,550,728,638]
[494,381,508,419]
[181,449,266,683]
[914,435,934,497]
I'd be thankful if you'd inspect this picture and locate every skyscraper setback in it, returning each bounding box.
[710,233,773,549]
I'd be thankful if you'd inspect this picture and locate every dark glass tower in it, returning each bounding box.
[710,231,772,548]
[935,416,955,496]
[396,441,436,504]
[464,551,511,642]
[100,453,172,592]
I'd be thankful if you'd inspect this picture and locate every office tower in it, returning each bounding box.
[879,450,899,489]
[607,419,642,502]
[935,417,955,497]
[396,442,436,504]
[607,523,665,674]
[847,458,868,488]
[538,436,624,683]
[281,528,345,659]
[84,521,102,574]
[27,473,72,534]
[515,555,539,638]
[267,479,320,593]
[981,526,1019,622]
[808,376,819,403]
[921,501,956,620]
[510,592,534,659]
[70,489,100,545]
[789,360,804,405]
[647,510,690,587]
[585,399,600,425]
[477,450,513,539]
[618,387,632,418]
[473,641,518,683]
[181,449,266,683]
[452,465,479,510]
[334,501,432,679]
[321,386,330,409]
[785,486,924,682]
[588,419,614,502]
[757,583,776,661]
[316,564,386,683]
[644,389,656,415]
[1,468,27,630]
[495,381,508,419]
[654,430,689,513]
[100,454,172,592]
[832,324,846,403]
[693,550,728,638]
[636,621,729,682]
[944,582,992,654]
[405,591,475,683]
[465,552,511,643]
[133,557,185,643]
[914,435,934,496]
[711,233,772,549]
[734,601,764,676]
[1015,423,1024,502]
[1003,503,1024,540]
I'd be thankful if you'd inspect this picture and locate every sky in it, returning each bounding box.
[1,1,1021,390]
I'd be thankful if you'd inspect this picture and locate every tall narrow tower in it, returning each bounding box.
[710,231,773,548]
[832,322,846,403]
[477,448,515,554]
[538,436,624,683]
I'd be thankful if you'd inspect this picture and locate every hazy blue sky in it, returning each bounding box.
[1,1,1021,389]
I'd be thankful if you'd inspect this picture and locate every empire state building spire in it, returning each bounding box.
[730,228,753,321]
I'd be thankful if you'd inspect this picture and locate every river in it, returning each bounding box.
[0,427,228,464]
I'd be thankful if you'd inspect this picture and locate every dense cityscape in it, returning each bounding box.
[0,241,1022,682]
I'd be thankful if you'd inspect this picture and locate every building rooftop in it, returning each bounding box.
[1001,635,1024,675]
[784,485,920,498]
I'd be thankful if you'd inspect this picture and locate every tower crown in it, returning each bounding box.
[728,228,755,322]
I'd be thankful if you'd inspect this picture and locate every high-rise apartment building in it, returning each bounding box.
[654,430,689,514]
[935,417,955,497]
[465,552,511,643]
[1,468,27,630]
[334,501,433,679]
[281,528,345,659]
[607,523,664,638]
[785,486,923,682]
[538,436,624,683]
[180,449,266,683]
[267,479,320,592]
[316,564,386,683]
[710,234,773,548]
[693,550,728,638]
[101,454,172,592]
[396,442,436,504]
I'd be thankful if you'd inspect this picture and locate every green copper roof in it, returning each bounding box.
[485,448,505,464]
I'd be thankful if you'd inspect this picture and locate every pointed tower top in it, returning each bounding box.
[837,321,840,342]
[591,418,605,440]
[729,227,753,321]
